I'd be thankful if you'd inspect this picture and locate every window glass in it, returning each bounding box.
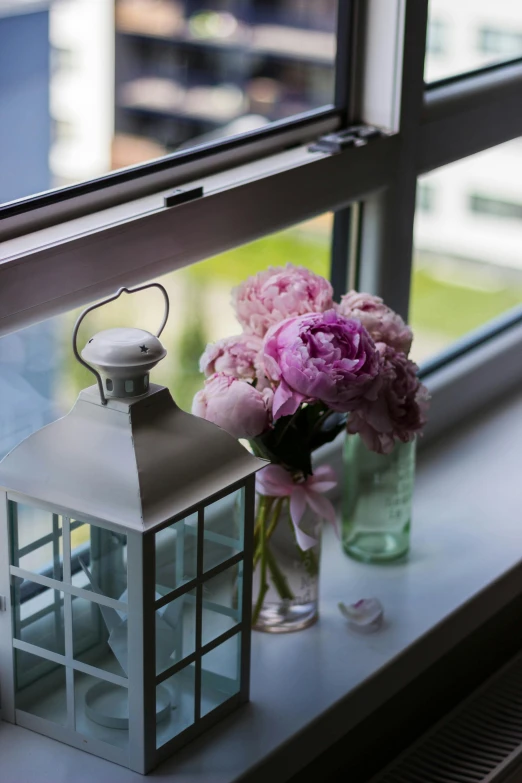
[74,671,129,749]
[15,649,68,726]
[0,214,331,460]
[203,490,243,573]
[69,521,128,602]
[9,502,63,580]
[14,585,65,656]
[155,589,197,675]
[156,512,198,593]
[156,665,195,749]
[1,0,338,206]
[201,561,242,646]
[200,631,241,717]
[411,138,522,364]
[72,595,128,678]
[425,1,522,83]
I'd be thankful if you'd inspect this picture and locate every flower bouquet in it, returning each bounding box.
[193,265,428,631]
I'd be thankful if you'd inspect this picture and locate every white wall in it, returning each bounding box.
[49,0,114,184]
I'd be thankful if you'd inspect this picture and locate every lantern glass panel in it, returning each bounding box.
[15,650,67,727]
[74,671,129,749]
[201,562,242,647]
[203,489,243,573]
[156,589,197,676]
[200,632,241,718]
[13,582,65,656]
[156,665,196,750]
[155,512,198,595]
[69,520,127,602]
[9,501,63,580]
[72,595,128,678]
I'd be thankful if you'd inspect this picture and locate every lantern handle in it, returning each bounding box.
[72,283,170,405]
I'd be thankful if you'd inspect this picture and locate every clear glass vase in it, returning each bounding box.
[342,434,416,563]
[251,495,321,633]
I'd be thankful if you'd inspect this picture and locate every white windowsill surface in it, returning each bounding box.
[1,393,522,782]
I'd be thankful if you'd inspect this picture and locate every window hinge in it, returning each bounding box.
[308,124,386,154]
[164,185,204,209]
[0,595,6,612]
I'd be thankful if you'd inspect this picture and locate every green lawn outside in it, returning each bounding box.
[57,224,522,411]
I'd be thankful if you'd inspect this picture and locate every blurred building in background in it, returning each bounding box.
[0,1,51,202]
[49,0,114,186]
[112,0,337,167]
[412,0,522,359]
[421,0,522,268]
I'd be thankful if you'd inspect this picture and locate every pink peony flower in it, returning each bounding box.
[263,309,381,420]
[192,373,272,439]
[199,334,264,381]
[337,291,413,356]
[347,344,429,455]
[232,263,334,337]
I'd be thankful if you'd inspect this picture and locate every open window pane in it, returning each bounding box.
[0,214,332,461]
[411,138,522,365]
[425,1,522,83]
[1,0,338,207]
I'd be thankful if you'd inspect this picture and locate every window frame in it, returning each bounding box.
[1,0,522,444]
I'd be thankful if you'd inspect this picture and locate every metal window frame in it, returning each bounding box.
[1,1,522,438]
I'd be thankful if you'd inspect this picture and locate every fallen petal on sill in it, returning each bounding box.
[338,598,384,633]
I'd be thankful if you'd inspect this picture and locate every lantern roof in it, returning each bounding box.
[0,384,266,532]
[81,327,167,375]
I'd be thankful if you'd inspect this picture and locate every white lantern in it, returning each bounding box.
[0,284,265,774]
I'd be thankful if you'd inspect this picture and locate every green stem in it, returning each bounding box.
[252,495,273,562]
[301,547,319,579]
[265,544,294,600]
[287,515,319,578]
[253,497,284,569]
[252,495,271,626]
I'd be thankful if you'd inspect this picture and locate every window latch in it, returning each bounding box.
[308,124,385,154]
[164,185,204,209]
[0,595,6,612]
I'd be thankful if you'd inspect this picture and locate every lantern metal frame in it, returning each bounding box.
[0,473,256,773]
[0,341,263,774]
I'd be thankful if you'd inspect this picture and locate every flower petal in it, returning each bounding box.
[256,465,294,497]
[289,487,307,525]
[305,491,337,527]
[272,381,303,420]
[338,598,384,632]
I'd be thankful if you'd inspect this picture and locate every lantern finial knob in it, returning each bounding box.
[73,283,169,404]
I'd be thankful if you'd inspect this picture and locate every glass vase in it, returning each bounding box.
[342,434,416,563]
[251,495,321,633]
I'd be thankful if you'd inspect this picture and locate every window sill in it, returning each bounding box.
[1,393,522,782]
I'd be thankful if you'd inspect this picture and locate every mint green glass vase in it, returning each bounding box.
[342,434,416,563]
